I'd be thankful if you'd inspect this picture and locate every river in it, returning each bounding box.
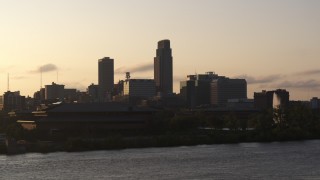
[1,140,320,179]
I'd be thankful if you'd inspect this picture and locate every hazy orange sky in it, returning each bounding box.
[1,0,320,100]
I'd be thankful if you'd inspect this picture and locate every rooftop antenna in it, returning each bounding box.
[7,73,9,91]
[40,70,42,89]
[57,70,59,83]
[126,72,131,81]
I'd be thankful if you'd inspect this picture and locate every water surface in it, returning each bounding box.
[1,140,320,179]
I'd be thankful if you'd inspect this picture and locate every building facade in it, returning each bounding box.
[45,82,65,101]
[254,89,290,110]
[123,79,156,99]
[180,72,220,108]
[311,97,320,110]
[154,39,173,96]
[88,83,99,102]
[210,77,247,106]
[2,91,26,112]
[98,57,114,102]
[254,90,274,110]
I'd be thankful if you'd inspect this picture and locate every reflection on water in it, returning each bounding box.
[1,140,320,179]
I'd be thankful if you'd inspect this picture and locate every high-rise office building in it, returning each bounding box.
[98,57,114,101]
[154,39,173,96]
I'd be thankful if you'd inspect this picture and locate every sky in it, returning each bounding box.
[0,0,320,100]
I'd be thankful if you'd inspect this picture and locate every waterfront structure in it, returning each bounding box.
[123,79,156,99]
[45,82,65,101]
[2,91,26,112]
[154,39,173,96]
[98,57,114,102]
[180,72,220,108]
[26,102,157,136]
[210,77,247,106]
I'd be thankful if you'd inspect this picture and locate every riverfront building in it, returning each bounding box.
[22,102,157,137]
[98,57,114,102]
[154,40,173,96]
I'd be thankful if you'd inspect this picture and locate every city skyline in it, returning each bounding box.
[1,1,320,100]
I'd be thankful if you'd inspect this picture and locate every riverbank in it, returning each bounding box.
[2,129,320,155]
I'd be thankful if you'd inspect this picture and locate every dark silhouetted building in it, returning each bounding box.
[0,96,3,110]
[154,39,173,96]
[3,91,26,112]
[88,83,99,102]
[211,77,247,106]
[274,89,289,109]
[254,90,274,110]
[33,88,45,107]
[311,97,320,110]
[98,57,114,102]
[124,79,156,99]
[29,102,157,137]
[180,72,220,108]
[45,82,65,101]
[254,89,290,110]
[63,89,77,103]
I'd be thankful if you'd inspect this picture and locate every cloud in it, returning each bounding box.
[30,63,58,73]
[275,79,320,89]
[294,69,320,76]
[115,63,153,74]
[0,65,15,73]
[234,74,283,84]
[11,76,27,80]
[63,81,86,91]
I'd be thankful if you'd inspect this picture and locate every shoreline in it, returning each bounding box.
[2,132,319,155]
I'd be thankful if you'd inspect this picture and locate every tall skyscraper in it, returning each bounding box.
[154,39,173,96]
[98,57,114,101]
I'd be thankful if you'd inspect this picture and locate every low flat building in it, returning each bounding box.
[30,102,157,137]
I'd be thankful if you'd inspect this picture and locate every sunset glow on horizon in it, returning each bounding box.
[1,0,320,100]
